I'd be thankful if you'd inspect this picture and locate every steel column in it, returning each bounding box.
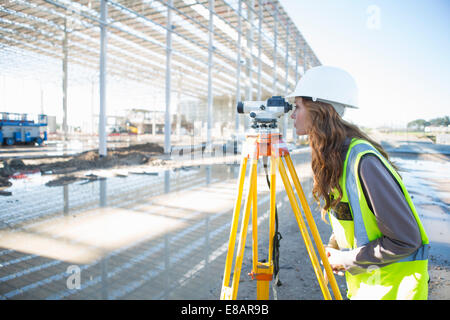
[99,0,107,157]
[293,34,299,141]
[246,0,254,102]
[272,2,278,95]
[283,22,289,138]
[62,18,68,142]
[235,0,242,133]
[257,0,262,101]
[164,0,173,155]
[207,0,214,150]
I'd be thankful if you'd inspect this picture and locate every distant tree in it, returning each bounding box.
[429,116,450,127]
[407,116,449,131]
[407,119,429,131]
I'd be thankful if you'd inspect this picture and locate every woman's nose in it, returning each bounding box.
[290,111,295,119]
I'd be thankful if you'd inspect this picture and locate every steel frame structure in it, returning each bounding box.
[0,0,320,154]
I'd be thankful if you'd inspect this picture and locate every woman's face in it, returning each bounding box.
[290,97,311,135]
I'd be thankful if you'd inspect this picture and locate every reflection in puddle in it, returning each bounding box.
[0,138,147,159]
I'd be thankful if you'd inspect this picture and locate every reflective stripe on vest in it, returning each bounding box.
[345,142,376,246]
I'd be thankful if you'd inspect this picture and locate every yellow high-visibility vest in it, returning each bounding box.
[328,139,429,300]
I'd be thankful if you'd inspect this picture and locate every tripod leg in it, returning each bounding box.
[284,155,343,300]
[268,155,277,263]
[251,169,271,300]
[221,156,248,300]
[254,155,278,300]
[230,158,258,300]
[251,162,258,277]
[278,157,332,300]
[248,158,273,301]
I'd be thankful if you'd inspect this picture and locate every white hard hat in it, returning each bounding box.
[286,66,358,116]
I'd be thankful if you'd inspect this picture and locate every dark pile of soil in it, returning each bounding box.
[0,142,164,188]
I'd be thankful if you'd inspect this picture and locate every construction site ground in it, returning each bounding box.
[0,132,448,300]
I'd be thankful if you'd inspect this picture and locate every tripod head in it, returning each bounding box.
[237,96,293,130]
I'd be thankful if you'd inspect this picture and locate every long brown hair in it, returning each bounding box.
[302,98,396,221]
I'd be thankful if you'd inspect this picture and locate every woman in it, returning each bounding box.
[286,66,429,300]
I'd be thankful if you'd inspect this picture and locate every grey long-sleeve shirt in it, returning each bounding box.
[330,140,422,275]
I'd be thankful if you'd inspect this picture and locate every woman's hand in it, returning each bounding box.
[324,247,347,276]
[322,246,347,285]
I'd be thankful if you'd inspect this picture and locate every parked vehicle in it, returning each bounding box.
[0,112,48,146]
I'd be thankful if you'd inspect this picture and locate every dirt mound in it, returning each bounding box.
[0,142,164,188]
[77,150,99,161]
[0,177,12,190]
[45,175,80,187]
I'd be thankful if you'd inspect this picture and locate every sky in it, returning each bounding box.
[279,0,450,128]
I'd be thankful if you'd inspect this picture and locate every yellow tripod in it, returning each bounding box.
[220,131,342,300]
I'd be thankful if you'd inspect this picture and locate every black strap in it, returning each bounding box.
[262,157,282,288]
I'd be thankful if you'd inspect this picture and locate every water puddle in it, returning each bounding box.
[392,156,450,262]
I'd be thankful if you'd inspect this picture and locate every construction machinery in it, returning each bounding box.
[0,112,48,146]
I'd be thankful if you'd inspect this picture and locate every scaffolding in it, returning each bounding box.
[0,0,321,154]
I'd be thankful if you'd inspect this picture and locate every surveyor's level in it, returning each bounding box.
[220,131,342,300]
